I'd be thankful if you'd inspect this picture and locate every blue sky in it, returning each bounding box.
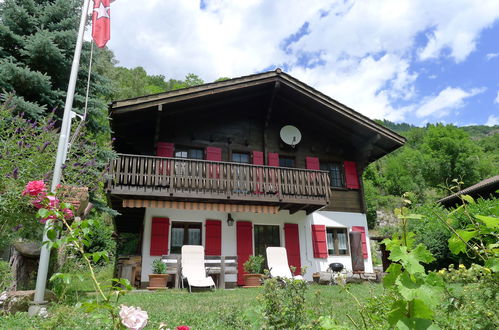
[108,0,499,127]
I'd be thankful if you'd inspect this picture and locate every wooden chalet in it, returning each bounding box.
[107,69,405,287]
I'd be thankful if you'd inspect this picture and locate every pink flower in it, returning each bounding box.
[119,305,148,330]
[176,326,190,330]
[46,195,59,209]
[63,208,74,219]
[40,214,56,224]
[31,198,45,209]
[22,180,47,196]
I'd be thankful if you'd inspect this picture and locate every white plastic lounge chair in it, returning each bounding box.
[181,245,216,292]
[266,247,304,280]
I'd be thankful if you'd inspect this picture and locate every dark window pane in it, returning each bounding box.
[232,152,250,164]
[170,222,202,254]
[189,149,203,159]
[321,162,344,187]
[279,157,295,168]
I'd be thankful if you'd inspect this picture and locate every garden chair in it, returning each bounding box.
[266,247,303,280]
[181,245,216,292]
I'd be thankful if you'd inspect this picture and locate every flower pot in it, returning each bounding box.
[243,274,262,287]
[148,274,169,290]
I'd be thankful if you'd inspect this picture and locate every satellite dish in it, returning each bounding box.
[280,125,302,148]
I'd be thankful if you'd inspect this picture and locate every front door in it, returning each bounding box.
[254,225,280,264]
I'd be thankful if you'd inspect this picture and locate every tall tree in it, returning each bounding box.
[0,0,113,133]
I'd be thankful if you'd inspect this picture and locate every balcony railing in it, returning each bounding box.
[107,154,331,212]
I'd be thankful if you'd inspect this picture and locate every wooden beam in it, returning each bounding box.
[112,77,277,115]
[153,104,163,151]
[263,81,280,164]
[160,89,269,118]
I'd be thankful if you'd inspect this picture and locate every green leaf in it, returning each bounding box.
[384,263,403,288]
[390,244,434,274]
[92,252,102,263]
[461,194,475,204]
[46,228,56,241]
[60,202,72,209]
[388,300,407,326]
[448,236,466,255]
[396,318,436,330]
[475,215,499,229]
[412,299,434,319]
[484,258,499,272]
[455,229,478,242]
[396,272,444,309]
[412,244,436,265]
[37,208,49,218]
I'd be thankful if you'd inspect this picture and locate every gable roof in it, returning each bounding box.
[110,69,406,162]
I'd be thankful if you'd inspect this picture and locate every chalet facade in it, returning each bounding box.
[108,69,405,286]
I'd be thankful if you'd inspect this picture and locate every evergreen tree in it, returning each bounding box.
[0,0,112,133]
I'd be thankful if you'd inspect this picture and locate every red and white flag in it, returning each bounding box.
[92,0,111,48]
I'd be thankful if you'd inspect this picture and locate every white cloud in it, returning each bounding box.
[418,1,499,62]
[415,87,485,118]
[485,114,499,126]
[495,90,499,104]
[486,53,499,60]
[107,0,499,122]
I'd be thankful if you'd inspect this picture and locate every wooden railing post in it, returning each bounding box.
[107,154,331,207]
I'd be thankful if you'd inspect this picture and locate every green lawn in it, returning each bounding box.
[0,283,381,329]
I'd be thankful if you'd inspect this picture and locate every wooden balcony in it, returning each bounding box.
[107,154,331,214]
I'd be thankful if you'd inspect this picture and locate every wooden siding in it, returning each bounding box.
[324,189,363,213]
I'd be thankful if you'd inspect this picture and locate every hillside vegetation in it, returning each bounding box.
[365,120,498,227]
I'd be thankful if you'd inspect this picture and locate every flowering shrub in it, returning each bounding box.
[22,181,135,328]
[438,263,494,283]
[0,100,115,248]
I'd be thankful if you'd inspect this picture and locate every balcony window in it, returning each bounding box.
[175,148,203,160]
[320,162,344,188]
[232,152,250,164]
[279,156,295,168]
[326,228,349,256]
[170,222,202,254]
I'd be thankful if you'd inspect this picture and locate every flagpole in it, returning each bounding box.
[29,0,92,316]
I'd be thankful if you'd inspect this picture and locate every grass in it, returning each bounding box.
[0,283,381,329]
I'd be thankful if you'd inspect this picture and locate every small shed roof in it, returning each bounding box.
[438,175,499,207]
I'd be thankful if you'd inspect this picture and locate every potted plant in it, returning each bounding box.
[147,259,168,290]
[243,255,265,287]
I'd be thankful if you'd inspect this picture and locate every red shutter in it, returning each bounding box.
[205,219,222,256]
[156,142,174,157]
[150,217,170,256]
[306,157,320,170]
[236,221,253,285]
[344,161,360,189]
[206,147,222,179]
[252,151,264,165]
[205,147,222,161]
[284,223,301,275]
[352,226,368,258]
[267,152,279,167]
[311,225,328,258]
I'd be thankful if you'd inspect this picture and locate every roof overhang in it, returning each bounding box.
[110,69,406,163]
